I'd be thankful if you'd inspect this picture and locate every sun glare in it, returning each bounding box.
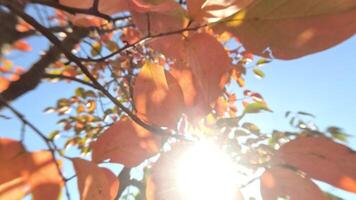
[176,140,241,200]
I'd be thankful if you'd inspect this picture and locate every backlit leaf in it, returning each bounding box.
[91,118,161,167]
[133,62,185,128]
[243,102,272,114]
[273,136,356,193]
[253,68,265,78]
[187,0,253,23]
[261,166,328,200]
[217,0,356,59]
[0,138,63,200]
[72,158,119,200]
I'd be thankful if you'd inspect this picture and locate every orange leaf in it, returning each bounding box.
[150,32,231,122]
[0,138,63,200]
[120,28,141,44]
[260,166,327,200]
[59,0,93,9]
[13,40,32,52]
[0,77,10,93]
[72,158,119,200]
[272,136,356,193]
[68,14,106,27]
[134,62,185,128]
[186,33,231,105]
[98,0,129,15]
[91,118,161,167]
[217,0,356,59]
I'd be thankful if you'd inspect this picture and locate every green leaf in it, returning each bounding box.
[243,102,272,114]
[256,58,271,66]
[48,130,60,141]
[75,87,85,98]
[253,68,265,78]
[297,111,315,118]
[326,126,349,142]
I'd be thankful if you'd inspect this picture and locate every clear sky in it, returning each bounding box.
[0,14,355,200]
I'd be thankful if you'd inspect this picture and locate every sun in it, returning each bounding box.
[175,140,243,200]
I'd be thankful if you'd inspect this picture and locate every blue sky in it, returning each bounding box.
[0,15,355,200]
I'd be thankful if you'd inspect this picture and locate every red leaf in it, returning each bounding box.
[72,158,119,200]
[273,136,356,193]
[261,166,327,200]
[91,118,161,167]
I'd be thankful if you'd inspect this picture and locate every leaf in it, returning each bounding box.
[129,0,180,13]
[13,39,32,51]
[186,0,253,23]
[217,0,356,59]
[91,118,161,167]
[272,136,356,193]
[133,62,185,128]
[260,166,328,200]
[326,126,349,142]
[164,32,231,121]
[242,122,260,134]
[131,0,187,35]
[48,130,60,141]
[72,158,119,200]
[252,68,265,78]
[185,33,231,106]
[0,138,63,200]
[91,42,102,57]
[256,58,272,66]
[243,102,272,114]
[0,77,10,93]
[297,111,316,118]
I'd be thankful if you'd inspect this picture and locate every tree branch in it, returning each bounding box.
[0,27,89,109]
[3,0,172,136]
[29,0,112,21]
[43,73,98,89]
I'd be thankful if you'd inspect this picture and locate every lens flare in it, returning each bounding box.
[176,140,240,200]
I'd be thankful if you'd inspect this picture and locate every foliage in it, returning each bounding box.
[0,0,355,200]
